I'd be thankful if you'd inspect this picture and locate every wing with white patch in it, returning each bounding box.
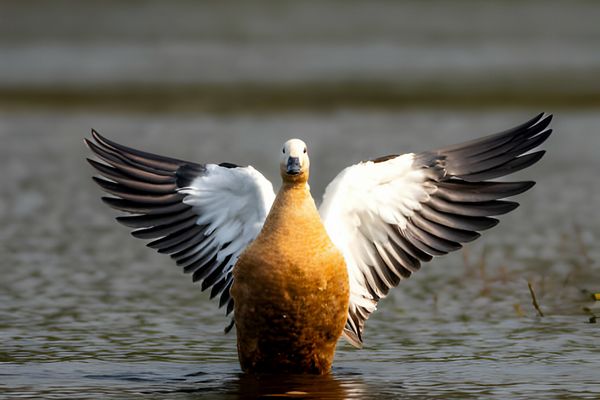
[319,113,553,347]
[86,131,275,318]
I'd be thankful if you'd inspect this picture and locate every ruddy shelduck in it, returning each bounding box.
[87,113,553,374]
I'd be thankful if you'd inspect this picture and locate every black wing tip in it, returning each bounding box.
[526,150,546,166]
[100,196,118,205]
[538,112,553,123]
[85,137,112,159]
[500,180,536,198]
[100,196,129,211]
[85,129,99,142]
[369,154,399,164]
[485,218,500,230]
[502,201,520,214]
[523,112,544,129]
[130,228,153,239]
[218,162,240,169]
[519,180,536,192]
[224,319,235,334]
[86,157,111,171]
[529,113,553,137]
[226,300,235,316]
[343,329,364,349]
[487,111,547,139]
[89,128,107,148]
[116,215,149,228]
[91,175,112,187]
[90,128,115,149]
[464,231,481,243]
[529,112,552,127]
[115,216,133,227]
[83,137,98,153]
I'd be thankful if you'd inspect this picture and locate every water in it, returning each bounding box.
[1,109,599,398]
[1,1,600,398]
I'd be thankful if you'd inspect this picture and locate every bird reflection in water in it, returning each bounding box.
[228,372,366,399]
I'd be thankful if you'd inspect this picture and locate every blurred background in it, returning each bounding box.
[1,1,599,398]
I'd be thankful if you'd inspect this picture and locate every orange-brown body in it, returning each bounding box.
[231,178,349,374]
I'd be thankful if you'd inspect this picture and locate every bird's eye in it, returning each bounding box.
[282,148,285,154]
[303,147,307,153]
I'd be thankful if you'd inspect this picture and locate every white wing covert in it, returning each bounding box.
[86,131,275,317]
[319,113,553,347]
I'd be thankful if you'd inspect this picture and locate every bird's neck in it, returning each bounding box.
[257,181,326,246]
[272,182,316,221]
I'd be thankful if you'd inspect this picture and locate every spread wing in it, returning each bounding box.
[86,130,275,317]
[319,113,553,347]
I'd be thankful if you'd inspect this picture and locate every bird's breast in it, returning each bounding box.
[233,188,347,298]
[230,183,350,374]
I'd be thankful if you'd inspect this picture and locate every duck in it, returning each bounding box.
[86,113,552,374]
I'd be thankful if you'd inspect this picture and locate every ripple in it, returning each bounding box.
[1,109,599,398]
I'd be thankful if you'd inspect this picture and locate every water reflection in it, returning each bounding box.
[162,371,367,399]
[230,372,364,399]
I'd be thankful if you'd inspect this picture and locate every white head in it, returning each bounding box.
[280,138,310,183]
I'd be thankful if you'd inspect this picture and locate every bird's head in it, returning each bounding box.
[280,138,310,183]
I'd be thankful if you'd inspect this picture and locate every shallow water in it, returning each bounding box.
[2,0,600,398]
[1,109,599,398]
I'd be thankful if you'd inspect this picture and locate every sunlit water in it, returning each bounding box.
[2,1,600,396]
[1,109,599,398]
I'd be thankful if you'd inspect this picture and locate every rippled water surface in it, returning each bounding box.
[1,110,599,399]
[1,1,600,398]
